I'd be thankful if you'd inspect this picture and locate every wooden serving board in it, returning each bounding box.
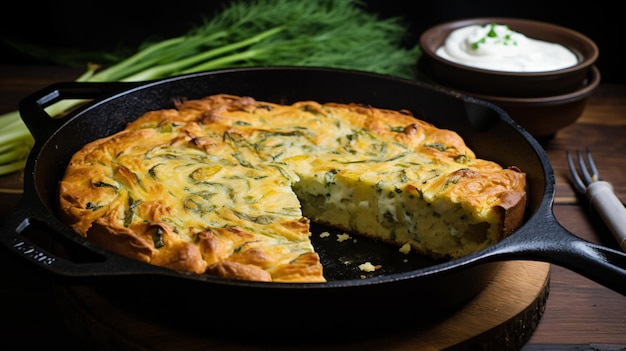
[54,260,550,351]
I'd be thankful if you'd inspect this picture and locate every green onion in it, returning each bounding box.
[471,23,518,49]
[0,0,421,176]
[487,23,498,38]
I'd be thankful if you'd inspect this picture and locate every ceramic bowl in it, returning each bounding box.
[451,65,600,139]
[419,17,599,98]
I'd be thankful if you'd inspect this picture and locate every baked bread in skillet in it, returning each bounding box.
[58,94,527,282]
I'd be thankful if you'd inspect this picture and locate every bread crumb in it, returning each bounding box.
[399,242,411,254]
[320,231,331,238]
[336,233,352,242]
[358,262,381,272]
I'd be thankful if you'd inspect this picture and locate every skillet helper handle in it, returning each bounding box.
[586,181,626,252]
[18,81,140,141]
[0,210,167,279]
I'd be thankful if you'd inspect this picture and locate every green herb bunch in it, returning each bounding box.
[0,0,421,175]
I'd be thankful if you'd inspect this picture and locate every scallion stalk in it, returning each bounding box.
[0,0,421,176]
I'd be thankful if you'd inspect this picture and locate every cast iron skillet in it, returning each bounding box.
[2,67,626,336]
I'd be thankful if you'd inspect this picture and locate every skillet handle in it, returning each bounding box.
[0,207,169,280]
[18,81,141,142]
[486,216,626,296]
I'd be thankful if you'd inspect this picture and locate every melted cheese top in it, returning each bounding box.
[58,94,526,282]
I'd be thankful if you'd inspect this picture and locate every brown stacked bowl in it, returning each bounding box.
[418,17,600,139]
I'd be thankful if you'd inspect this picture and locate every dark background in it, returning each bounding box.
[0,0,622,83]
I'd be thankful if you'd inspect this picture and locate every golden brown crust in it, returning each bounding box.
[58,94,526,282]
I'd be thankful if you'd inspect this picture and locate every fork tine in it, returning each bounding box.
[584,147,601,182]
[566,150,587,192]
[576,149,594,185]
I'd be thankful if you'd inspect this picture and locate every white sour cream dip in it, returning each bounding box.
[435,23,579,72]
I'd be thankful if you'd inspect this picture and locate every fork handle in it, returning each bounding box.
[586,181,626,251]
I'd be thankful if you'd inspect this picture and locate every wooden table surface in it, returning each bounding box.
[1,65,625,350]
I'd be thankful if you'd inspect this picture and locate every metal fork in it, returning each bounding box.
[567,148,626,252]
